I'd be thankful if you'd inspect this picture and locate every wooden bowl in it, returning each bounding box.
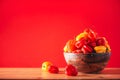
[64,52,111,73]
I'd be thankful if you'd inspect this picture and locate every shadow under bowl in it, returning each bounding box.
[64,52,111,73]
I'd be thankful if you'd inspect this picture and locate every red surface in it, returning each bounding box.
[0,0,120,67]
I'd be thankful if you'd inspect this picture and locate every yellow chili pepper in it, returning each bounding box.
[76,32,88,41]
[42,61,52,71]
[94,46,107,53]
[64,45,68,52]
[106,44,111,52]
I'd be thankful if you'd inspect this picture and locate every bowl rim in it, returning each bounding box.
[63,52,111,55]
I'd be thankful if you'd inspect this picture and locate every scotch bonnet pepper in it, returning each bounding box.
[94,46,107,53]
[42,61,52,71]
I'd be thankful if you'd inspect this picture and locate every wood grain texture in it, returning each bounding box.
[0,68,120,79]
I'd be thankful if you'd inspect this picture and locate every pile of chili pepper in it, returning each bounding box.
[64,28,111,54]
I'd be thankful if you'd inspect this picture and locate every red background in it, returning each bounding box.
[0,0,120,67]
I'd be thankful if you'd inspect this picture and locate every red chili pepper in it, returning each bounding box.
[83,44,93,52]
[48,65,59,73]
[96,37,106,46]
[88,32,96,42]
[72,49,82,53]
[75,38,85,49]
[84,28,96,41]
[89,42,96,47]
[84,28,91,33]
[65,65,78,76]
[81,47,89,54]
[82,44,93,54]
[85,38,92,44]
